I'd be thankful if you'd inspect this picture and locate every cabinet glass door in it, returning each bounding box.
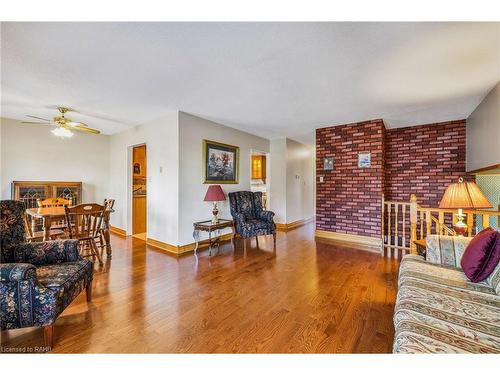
[53,186,80,205]
[17,186,48,208]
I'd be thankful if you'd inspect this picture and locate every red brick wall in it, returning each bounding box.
[316,119,385,238]
[385,120,467,207]
[316,118,468,240]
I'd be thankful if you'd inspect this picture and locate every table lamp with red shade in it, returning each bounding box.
[204,185,226,224]
[439,177,492,235]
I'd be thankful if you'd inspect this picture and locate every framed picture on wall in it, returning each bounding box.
[203,139,239,184]
[323,157,334,170]
[358,152,371,168]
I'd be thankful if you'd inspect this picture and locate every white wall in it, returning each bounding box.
[467,82,500,171]
[269,138,315,225]
[269,139,287,223]
[0,117,110,202]
[0,119,3,191]
[108,112,179,245]
[178,112,269,246]
[2,113,315,247]
[285,139,315,223]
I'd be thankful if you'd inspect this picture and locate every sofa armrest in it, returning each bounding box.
[15,239,80,265]
[426,235,472,268]
[0,264,58,329]
[0,263,37,282]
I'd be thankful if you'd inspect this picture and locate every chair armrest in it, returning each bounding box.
[258,210,275,223]
[426,235,472,268]
[15,239,80,265]
[0,263,37,282]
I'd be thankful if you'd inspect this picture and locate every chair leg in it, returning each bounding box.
[83,239,94,262]
[243,238,247,252]
[91,239,104,266]
[255,236,259,248]
[231,231,236,249]
[43,324,54,349]
[273,232,277,249]
[86,281,93,302]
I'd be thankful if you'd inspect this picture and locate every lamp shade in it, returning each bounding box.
[204,185,226,202]
[439,178,492,209]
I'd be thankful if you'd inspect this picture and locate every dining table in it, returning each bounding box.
[25,206,115,258]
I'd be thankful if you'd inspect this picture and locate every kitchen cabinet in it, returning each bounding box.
[133,195,147,234]
[133,145,147,177]
[251,155,266,181]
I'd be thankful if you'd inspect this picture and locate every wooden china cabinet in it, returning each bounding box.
[11,181,83,208]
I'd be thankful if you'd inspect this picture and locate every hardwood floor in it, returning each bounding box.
[1,223,400,353]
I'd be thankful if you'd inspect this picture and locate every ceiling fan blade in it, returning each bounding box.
[68,121,88,127]
[21,121,52,124]
[26,115,51,121]
[46,105,76,113]
[72,125,101,134]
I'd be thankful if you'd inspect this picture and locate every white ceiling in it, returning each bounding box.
[1,22,499,144]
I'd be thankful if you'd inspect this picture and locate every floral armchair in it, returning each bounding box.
[228,191,276,249]
[0,200,93,349]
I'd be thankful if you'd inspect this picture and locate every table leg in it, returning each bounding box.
[208,230,212,256]
[103,212,112,258]
[193,229,200,256]
[43,217,52,242]
[31,217,37,238]
[216,229,221,254]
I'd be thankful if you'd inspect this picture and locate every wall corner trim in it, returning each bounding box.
[276,217,315,232]
[146,233,234,256]
[314,230,382,253]
[109,225,127,237]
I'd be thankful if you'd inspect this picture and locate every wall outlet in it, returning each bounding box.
[319,176,324,183]
[159,166,163,173]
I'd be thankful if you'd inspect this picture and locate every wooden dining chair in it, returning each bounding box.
[37,197,72,207]
[103,198,115,210]
[95,199,115,251]
[65,203,105,265]
[36,197,72,232]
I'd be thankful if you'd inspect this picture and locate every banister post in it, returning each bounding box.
[409,194,418,254]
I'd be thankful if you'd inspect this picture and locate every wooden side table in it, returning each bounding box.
[413,239,427,258]
[192,219,234,256]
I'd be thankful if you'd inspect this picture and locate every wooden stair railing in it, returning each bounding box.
[382,198,411,255]
[382,194,499,256]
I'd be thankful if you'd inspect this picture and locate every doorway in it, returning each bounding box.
[132,144,147,240]
[250,150,269,209]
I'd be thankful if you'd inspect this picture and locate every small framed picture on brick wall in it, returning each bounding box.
[358,153,371,168]
[323,157,334,171]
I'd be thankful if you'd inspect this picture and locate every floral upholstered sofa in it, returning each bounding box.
[393,235,500,353]
[0,200,94,349]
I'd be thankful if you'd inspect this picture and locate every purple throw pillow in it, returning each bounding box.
[461,227,500,282]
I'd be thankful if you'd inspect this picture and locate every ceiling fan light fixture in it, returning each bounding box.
[51,127,74,138]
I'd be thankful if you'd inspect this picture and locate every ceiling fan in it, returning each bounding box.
[22,106,101,137]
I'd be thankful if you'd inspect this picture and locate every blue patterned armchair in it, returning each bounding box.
[228,191,276,249]
[0,200,93,349]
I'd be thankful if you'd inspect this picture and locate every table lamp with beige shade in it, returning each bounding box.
[439,177,492,235]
